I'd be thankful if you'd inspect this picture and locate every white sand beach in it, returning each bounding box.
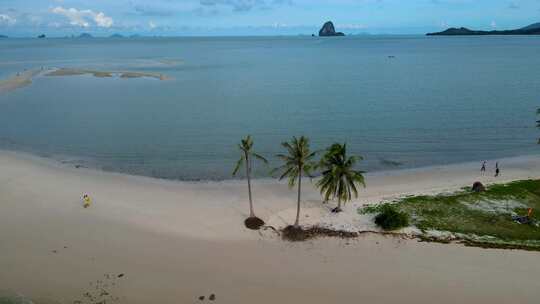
[1,150,540,303]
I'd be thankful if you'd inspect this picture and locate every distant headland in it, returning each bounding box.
[427,22,540,36]
[318,21,345,37]
[78,33,93,39]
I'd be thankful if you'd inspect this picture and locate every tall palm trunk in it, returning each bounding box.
[294,166,302,227]
[337,197,342,209]
[245,151,254,217]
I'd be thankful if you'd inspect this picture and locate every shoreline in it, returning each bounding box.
[3,148,539,193]
[2,144,539,183]
[2,149,540,238]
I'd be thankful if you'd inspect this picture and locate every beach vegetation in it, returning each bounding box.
[362,179,540,250]
[232,135,268,230]
[316,143,366,213]
[374,204,410,230]
[274,136,317,227]
[281,225,359,242]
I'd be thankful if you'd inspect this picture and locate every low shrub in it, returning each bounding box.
[374,204,410,230]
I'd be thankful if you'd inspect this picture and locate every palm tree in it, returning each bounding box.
[274,136,317,227]
[233,135,268,226]
[316,143,365,213]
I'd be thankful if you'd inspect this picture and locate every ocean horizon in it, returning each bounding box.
[1,35,539,180]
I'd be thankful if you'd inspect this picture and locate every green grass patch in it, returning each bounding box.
[360,179,540,250]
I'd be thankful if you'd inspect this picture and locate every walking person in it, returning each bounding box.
[495,162,500,177]
[480,161,486,174]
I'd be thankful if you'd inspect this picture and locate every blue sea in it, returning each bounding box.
[0,36,539,180]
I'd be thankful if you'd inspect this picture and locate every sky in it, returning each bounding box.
[1,0,539,37]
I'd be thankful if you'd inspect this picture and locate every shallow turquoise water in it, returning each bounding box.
[0,36,539,180]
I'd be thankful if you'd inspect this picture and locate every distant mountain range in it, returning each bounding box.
[0,33,146,39]
[427,22,540,36]
[70,33,139,39]
[521,22,540,31]
[78,33,93,38]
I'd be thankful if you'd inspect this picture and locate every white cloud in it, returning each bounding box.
[48,21,62,28]
[52,7,89,27]
[272,22,287,28]
[490,20,497,28]
[51,6,113,28]
[149,21,157,29]
[94,12,113,27]
[0,14,17,26]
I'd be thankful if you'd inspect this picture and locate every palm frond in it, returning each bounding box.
[252,152,268,164]
[232,157,244,176]
[287,174,298,188]
[278,167,294,181]
[276,153,292,161]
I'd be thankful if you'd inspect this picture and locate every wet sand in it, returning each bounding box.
[0,69,42,94]
[0,68,170,94]
[45,68,169,80]
[1,151,539,303]
[0,67,169,95]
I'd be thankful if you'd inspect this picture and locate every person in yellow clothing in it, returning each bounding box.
[83,194,92,208]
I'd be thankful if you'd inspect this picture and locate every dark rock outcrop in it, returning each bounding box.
[244,216,265,230]
[319,21,345,37]
[472,182,486,193]
[37,34,46,39]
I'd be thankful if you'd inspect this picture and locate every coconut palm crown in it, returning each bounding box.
[316,143,365,212]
